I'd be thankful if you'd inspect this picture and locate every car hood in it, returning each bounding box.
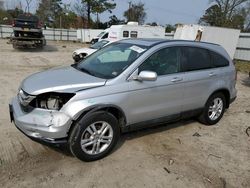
[73,48,97,56]
[21,66,106,95]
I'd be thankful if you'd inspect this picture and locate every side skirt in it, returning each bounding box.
[121,108,203,133]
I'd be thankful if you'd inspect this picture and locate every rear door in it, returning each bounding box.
[180,46,220,112]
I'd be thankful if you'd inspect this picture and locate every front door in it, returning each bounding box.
[127,47,185,125]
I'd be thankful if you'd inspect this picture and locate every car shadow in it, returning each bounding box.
[13,45,58,52]
[112,119,196,154]
[38,119,197,159]
[242,75,250,87]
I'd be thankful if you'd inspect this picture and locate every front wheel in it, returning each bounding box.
[69,111,120,161]
[199,93,226,125]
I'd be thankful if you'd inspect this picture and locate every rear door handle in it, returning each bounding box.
[171,77,183,82]
[209,72,216,77]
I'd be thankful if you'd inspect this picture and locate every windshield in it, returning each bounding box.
[90,40,110,49]
[74,42,148,79]
[97,32,106,37]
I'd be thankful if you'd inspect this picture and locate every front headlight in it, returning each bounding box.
[40,96,61,110]
[31,93,75,111]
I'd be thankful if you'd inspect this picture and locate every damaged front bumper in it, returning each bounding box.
[9,97,73,144]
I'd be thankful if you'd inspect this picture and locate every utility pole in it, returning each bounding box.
[128,1,132,22]
[0,0,4,10]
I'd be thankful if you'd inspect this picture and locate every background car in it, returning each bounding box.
[72,39,116,62]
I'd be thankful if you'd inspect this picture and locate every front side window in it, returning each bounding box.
[74,43,148,79]
[139,47,180,76]
[97,32,105,37]
[180,47,211,71]
[210,51,229,67]
[102,32,109,39]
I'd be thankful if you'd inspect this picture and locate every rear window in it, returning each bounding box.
[210,51,229,67]
[17,14,39,22]
[180,47,211,71]
[123,31,129,38]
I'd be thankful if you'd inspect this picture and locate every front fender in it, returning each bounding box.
[61,96,127,122]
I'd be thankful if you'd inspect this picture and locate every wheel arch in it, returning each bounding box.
[68,104,127,135]
[209,88,230,108]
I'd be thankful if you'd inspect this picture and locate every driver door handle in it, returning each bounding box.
[171,77,183,83]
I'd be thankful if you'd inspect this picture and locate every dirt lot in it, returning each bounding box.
[0,39,249,188]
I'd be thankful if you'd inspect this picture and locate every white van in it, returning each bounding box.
[90,29,110,44]
[91,22,165,43]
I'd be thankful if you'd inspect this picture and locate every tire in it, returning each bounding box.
[14,31,19,37]
[198,93,226,125]
[73,55,81,63]
[69,111,120,161]
[13,44,18,49]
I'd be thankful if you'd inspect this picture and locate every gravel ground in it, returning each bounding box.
[0,39,249,188]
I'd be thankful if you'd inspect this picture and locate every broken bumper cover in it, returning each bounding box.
[10,97,73,144]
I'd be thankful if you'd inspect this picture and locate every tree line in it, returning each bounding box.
[0,0,249,32]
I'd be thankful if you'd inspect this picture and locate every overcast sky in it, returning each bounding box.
[4,0,210,25]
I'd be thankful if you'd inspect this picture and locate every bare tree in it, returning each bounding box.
[74,0,87,28]
[124,2,146,24]
[210,0,249,20]
[25,0,32,13]
[200,0,249,29]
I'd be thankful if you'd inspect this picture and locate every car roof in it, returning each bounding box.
[120,38,220,47]
[119,38,229,59]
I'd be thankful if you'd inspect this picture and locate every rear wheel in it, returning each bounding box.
[199,93,226,125]
[69,111,120,161]
[14,31,19,37]
[13,43,18,49]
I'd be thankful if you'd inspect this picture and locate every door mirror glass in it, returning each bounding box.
[137,71,157,81]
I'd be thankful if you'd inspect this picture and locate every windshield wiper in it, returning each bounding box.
[71,64,96,76]
[80,67,96,77]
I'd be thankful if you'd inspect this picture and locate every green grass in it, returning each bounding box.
[234,60,250,73]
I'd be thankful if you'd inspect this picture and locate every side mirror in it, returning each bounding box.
[136,71,157,82]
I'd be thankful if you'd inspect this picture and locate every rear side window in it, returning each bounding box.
[210,51,229,67]
[130,31,138,38]
[123,31,129,38]
[180,47,211,71]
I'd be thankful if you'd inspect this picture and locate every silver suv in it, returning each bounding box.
[9,39,237,161]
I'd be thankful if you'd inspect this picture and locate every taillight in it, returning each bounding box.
[37,21,42,28]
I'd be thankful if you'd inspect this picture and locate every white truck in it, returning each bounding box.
[91,22,165,44]
[174,24,240,59]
